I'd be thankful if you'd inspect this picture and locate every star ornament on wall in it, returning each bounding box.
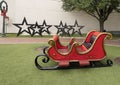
[40,20,52,35]
[30,22,43,36]
[13,17,32,36]
[69,20,84,36]
[54,21,70,36]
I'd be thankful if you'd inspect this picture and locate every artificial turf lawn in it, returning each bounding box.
[0,44,120,85]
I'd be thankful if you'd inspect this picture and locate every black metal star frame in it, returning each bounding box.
[40,20,52,36]
[54,21,64,35]
[69,20,84,36]
[62,23,71,36]
[54,21,70,36]
[30,22,43,37]
[13,17,33,36]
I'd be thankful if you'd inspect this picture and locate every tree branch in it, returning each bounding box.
[91,0,101,17]
[84,10,99,20]
[104,6,113,21]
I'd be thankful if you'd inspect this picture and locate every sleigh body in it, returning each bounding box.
[35,31,113,70]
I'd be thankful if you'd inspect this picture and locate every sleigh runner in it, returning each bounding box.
[35,30,113,70]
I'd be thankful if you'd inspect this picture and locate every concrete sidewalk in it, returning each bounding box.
[0,37,120,46]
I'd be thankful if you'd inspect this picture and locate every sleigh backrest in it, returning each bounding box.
[83,31,103,49]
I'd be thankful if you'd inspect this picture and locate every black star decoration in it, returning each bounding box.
[13,17,33,36]
[40,20,52,35]
[63,23,71,36]
[69,20,84,36]
[54,21,70,36]
[30,22,43,36]
[54,21,64,35]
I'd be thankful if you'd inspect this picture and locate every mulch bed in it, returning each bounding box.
[114,57,120,66]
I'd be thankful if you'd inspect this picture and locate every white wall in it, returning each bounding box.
[0,0,120,34]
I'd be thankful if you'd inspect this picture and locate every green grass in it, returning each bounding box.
[0,44,120,85]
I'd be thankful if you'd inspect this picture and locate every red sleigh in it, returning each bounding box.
[35,31,113,70]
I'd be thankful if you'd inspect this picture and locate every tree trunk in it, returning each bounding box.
[99,20,105,32]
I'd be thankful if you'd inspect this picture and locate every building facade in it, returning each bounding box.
[0,0,120,35]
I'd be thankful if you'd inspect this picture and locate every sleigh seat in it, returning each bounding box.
[48,35,75,54]
[77,31,105,52]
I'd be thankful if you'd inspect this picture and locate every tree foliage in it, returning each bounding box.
[61,0,120,31]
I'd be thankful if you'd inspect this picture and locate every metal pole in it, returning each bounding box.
[0,0,8,37]
[2,15,6,37]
